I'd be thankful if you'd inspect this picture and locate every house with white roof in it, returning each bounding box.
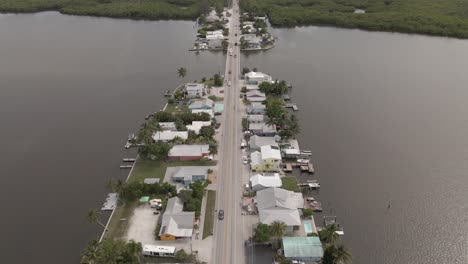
[159,197,195,240]
[189,98,214,111]
[168,144,210,161]
[186,121,212,134]
[250,173,282,192]
[247,114,265,123]
[245,71,272,84]
[249,135,278,151]
[249,122,277,136]
[247,102,266,114]
[246,90,266,102]
[152,131,188,142]
[158,122,177,131]
[245,84,259,91]
[250,145,282,172]
[256,187,304,234]
[185,83,205,98]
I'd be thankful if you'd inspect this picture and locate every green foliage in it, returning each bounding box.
[254,223,271,243]
[200,126,215,139]
[175,249,190,261]
[259,80,288,96]
[138,141,171,160]
[265,96,286,126]
[303,208,313,218]
[213,73,223,86]
[178,180,207,217]
[240,0,468,38]
[323,243,352,264]
[242,67,250,75]
[82,239,142,264]
[118,181,176,202]
[319,224,340,246]
[242,118,249,130]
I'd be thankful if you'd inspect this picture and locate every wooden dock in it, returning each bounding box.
[285,103,299,111]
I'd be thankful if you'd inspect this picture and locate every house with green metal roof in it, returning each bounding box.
[282,236,324,263]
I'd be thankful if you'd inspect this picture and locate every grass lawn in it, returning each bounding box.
[129,159,217,183]
[203,190,217,239]
[281,176,300,192]
[103,201,138,241]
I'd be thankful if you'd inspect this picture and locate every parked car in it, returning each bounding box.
[218,209,224,220]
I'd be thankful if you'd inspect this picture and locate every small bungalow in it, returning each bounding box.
[245,71,272,84]
[188,98,214,111]
[159,197,195,240]
[158,122,177,131]
[250,173,282,192]
[249,122,277,136]
[152,131,188,142]
[247,114,265,124]
[185,83,205,98]
[282,237,324,262]
[246,90,266,102]
[169,166,214,185]
[249,135,278,151]
[186,121,212,134]
[168,144,210,161]
[247,102,266,114]
[245,84,259,91]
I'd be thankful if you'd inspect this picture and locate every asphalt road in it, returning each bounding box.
[212,1,246,263]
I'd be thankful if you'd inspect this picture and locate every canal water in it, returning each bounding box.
[242,27,468,264]
[0,12,224,263]
[1,11,468,264]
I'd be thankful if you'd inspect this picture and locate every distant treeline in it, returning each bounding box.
[0,0,228,20]
[239,0,468,39]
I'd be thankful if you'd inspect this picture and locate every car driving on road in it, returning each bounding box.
[218,209,224,220]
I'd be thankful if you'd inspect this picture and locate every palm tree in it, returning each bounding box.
[318,224,340,246]
[177,67,187,79]
[270,221,287,239]
[322,243,352,264]
[126,240,143,263]
[81,239,100,264]
[87,209,106,228]
[107,179,124,193]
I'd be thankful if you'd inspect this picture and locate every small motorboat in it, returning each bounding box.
[297,159,310,164]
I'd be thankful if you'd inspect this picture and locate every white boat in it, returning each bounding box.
[297,159,309,164]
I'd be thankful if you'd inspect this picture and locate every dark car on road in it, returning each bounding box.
[218,209,224,220]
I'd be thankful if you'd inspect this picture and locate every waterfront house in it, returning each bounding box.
[281,139,301,158]
[245,71,272,84]
[189,98,214,111]
[255,188,304,233]
[186,121,212,134]
[169,166,213,185]
[185,83,205,98]
[246,90,266,102]
[250,145,282,172]
[152,131,188,142]
[159,197,195,240]
[249,135,278,151]
[168,144,210,161]
[242,34,262,50]
[245,84,259,91]
[206,34,225,49]
[282,237,324,262]
[250,173,282,192]
[247,102,266,114]
[247,114,265,123]
[249,122,277,136]
[158,122,177,131]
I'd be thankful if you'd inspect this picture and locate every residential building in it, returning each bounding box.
[282,139,301,158]
[246,90,266,102]
[206,34,224,49]
[152,131,188,142]
[189,98,214,110]
[169,166,214,185]
[256,188,304,233]
[249,135,278,151]
[249,122,277,136]
[250,145,282,172]
[158,122,177,131]
[247,102,266,114]
[245,71,272,84]
[250,173,282,192]
[159,197,195,240]
[185,83,205,98]
[186,121,212,134]
[242,34,261,50]
[247,114,265,123]
[282,237,324,262]
[168,144,210,161]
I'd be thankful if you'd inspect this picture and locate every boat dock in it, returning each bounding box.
[285,103,299,111]
[164,90,172,97]
[120,165,133,169]
[101,193,118,211]
[298,181,320,189]
[123,158,136,162]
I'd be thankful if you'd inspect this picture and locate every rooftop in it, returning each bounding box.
[159,197,195,238]
[152,131,188,141]
[261,145,282,160]
[250,173,282,188]
[168,144,209,157]
[282,236,324,259]
[185,83,205,91]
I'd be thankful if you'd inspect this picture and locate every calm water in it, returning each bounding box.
[2,12,468,264]
[0,12,224,263]
[243,27,468,264]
